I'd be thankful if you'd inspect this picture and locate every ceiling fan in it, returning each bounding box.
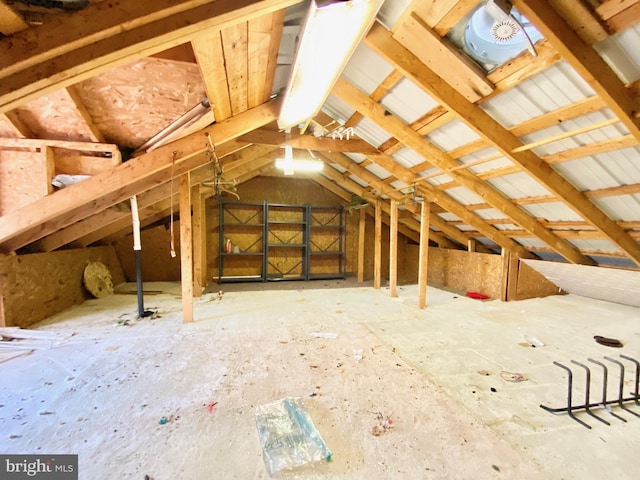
[463,0,542,66]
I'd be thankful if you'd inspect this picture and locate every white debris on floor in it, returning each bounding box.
[0,281,638,479]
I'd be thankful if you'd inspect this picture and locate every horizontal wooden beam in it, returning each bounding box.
[0,0,298,112]
[0,98,281,252]
[238,129,379,154]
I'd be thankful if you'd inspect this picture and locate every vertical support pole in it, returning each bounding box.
[192,184,204,297]
[501,249,520,301]
[0,278,6,327]
[467,239,476,252]
[43,146,55,194]
[389,200,398,297]
[501,249,509,302]
[418,200,430,309]
[179,172,194,323]
[374,198,382,289]
[357,207,366,283]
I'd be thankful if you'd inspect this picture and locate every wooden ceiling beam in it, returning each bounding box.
[321,150,514,253]
[366,20,640,266]
[248,10,284,109]
[64,85,105,143]
[0,0,299,113]
[0,98,281,252]
[238,128,379,154]
[344,69,404,129]
[512,0,640,141]
[333,75,587,263]
[0,111,32,138]
[192,30,232,121]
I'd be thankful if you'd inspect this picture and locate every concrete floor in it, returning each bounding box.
[1,280,638,479]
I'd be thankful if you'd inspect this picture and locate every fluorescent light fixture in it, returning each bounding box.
[278,0,384,130]
[275,145,324,175]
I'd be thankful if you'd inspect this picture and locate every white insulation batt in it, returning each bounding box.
[523,259,640,308]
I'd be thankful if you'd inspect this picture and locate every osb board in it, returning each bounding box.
[0,150,48,215]
[76,57,207,149]
[403,246,503,298]
[513,261,561,300]
[16,89,96,142]
[0,246,125,328]
[0,118,17,137]
[115,222,182,282]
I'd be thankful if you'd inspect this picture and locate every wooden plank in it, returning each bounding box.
[433,0,482,36]
[179,172,193,323]
[605,2,640,32]
[417,200,430,309]
[192,184,204,297]
[344,69,404,129]
[0,98,281,252]
[0,0,29,35]
[221,22,249,115]
[392,13,493,102]
[544,135,638,164]
[513,0,640,141]
[0,111,32,137]
[0,0,299,113]
[548,0,610,44]
[0,138,119,156]
[485,39,561,98]
[192,31,232,121]
[238,129,379,154]
[322,149,529,256]
[333,76,592,265]
[389,200,398,297]
[596,0,639,20]
[374,199,382,289]
[358,207,366,283]
[364,22,639,266]
[54,154,121,176]
[64,85,105,143]
[248,11,284,108]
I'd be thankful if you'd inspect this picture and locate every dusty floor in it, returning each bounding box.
[1,280,639,479]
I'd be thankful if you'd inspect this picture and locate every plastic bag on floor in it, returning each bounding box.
[255,397,332,476]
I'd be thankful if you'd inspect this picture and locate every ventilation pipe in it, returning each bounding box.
[130,196,153,318]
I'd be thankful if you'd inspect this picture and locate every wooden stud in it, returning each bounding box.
[238,129,378,154]
[221,22,249,115]
[389,200,398,297]
[358,207,366,283]
[0,98,280,252]
[0,111,32,137]
[417,200,430,309]
[374,199,382,289]
[0,0,299,113]
[467,238,477,252]
[192,30,232,121]
[192,184,204,297]
[179,172,194,323]
[64,85,105,143]
[512,0,640,141]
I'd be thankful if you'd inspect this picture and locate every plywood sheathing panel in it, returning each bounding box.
[0,117,17,137]
[115,222,182,283]
[0,149,50,215]
[0,246,125,328]
[404,245,503,298]
[514,261,561,300]
[76,58,207,149]
[16,89,96,142]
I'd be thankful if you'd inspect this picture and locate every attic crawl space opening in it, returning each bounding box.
[448,0,544,70]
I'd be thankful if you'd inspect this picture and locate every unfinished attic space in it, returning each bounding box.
[2,0,640,477]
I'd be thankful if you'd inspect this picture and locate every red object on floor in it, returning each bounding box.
[207,402,218,414]
[466,291,490,300]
